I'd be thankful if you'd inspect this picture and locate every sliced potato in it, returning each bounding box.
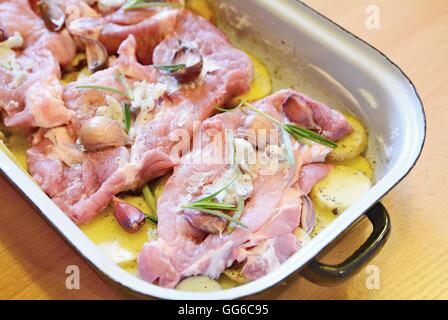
[327,115,368,162]
[218,274,239,289]
[186,0,214,21]
[310,165,371,215]
[223,265,247,285]
[330,155,373,181]
[310,207,337,237]
[232,52,272,105]
[176,276,223,292]
[294,227,312,245]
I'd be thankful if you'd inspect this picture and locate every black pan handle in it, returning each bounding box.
[301,202,391,286]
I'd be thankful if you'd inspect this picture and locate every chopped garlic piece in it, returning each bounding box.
[159,75,180,94]
[0,32,24,49]
[0,44,27,89]
[234,138,257,173]
[204,168,254,205]
[96,96,124,122]
[131,81,167,112]
[97,240,136,265]
[264,144,287,161]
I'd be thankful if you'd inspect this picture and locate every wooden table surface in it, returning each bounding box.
[1,0,447,300]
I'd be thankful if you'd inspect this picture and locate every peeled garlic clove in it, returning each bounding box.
[38,0,66,32]
[301,196,316,234]
[170,44,203,83]
[113,198,146,233]
[79,116,129,151]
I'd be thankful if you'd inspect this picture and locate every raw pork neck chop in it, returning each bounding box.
[0,0,77,128]
[67,4,184,65]
[138,89,352,288]
[27,11,254,224]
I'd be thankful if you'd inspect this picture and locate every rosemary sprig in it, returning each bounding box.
[181,175,248,229]
[0,62,12,71]
[214,102,245,113]
[117,70,134,100]
[154,63,186,72]
[122,101,131,132]
[142,184,157,215]
[122,0,184,10]
[227,199,245,234]
[280,126,296,166]
[183,206,247,228]
[75,85,128,97]
[145,214,158,224]
[242,101,337,148]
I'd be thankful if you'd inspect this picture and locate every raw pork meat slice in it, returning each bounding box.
[138,89,351,287]
[67,6,182,65]
[0,46,73,128]
[0,0,76,66]
[28,11,253,224]
[0,0,78,128]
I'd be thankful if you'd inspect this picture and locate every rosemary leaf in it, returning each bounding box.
[242,101,337,149]
[122,101,131,132]
[145,214,158,224]
[76,85,128,97]
[285,124,337,148]
[227,199,245,233]
[123,0,183,10]
[117,70,134,100]
[185,202,237,211]
[280,126,296,166]
[142,184,157,214]
[153,63,186,72]
[0,62,12,71]
[182,204,247,228]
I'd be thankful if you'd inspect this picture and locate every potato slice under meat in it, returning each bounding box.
[310,165,372,215]
[327,115,368,162]
[176,276,223,292]
[330,155,374,181]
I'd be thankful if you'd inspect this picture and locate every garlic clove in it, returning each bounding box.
[301,195,316,234]
[113,197,146,233]
[184,208,227,235]
[170,43,203,84]
[0,29,8,42]
[37,0,66,32]
[79,116,129,151]
[84,38,109,72]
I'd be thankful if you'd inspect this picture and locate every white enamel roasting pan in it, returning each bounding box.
[0,0,426,299]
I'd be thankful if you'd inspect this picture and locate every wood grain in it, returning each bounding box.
[1,0,447,299]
